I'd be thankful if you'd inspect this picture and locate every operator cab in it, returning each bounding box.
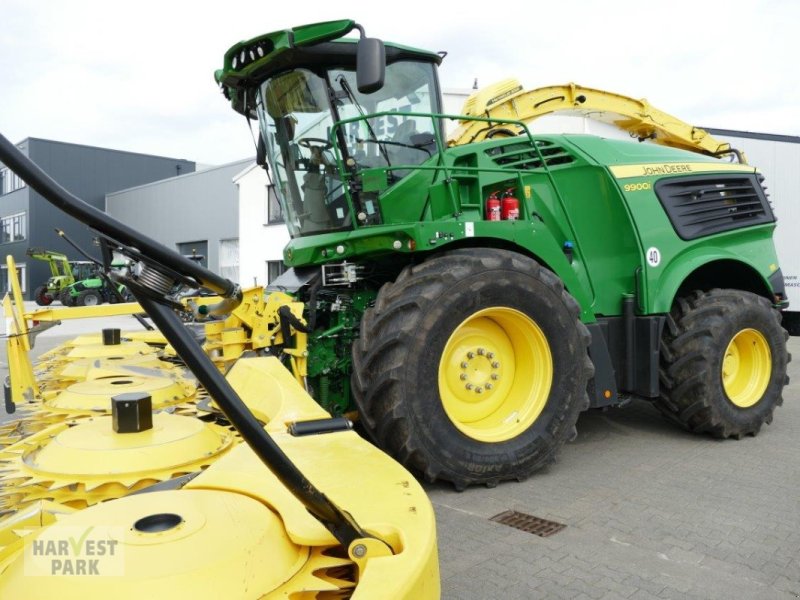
[254,42,442,237]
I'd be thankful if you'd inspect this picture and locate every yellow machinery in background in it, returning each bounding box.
[447,80,745,162]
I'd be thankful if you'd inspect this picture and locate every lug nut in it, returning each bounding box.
[487,352,495,359]
[461,362,468,369]
[475,387,483,394]
[491,374,499,380]
[467,351,475,359]
[492,361,500,369]
[465,383,474,390]
[485,383,493,390]
[460,374,467,381]
[477,348,485,355]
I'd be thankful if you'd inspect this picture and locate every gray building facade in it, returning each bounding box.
[0,138,195,298]
[106,158,251,280]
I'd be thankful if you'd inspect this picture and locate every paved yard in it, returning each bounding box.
[2,306,799,599]
[429,337,800,599]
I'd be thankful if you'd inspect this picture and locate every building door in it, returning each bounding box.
[176,241,208,268]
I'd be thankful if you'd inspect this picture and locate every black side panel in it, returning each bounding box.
[596,315,666,399]
[633,316,666,398]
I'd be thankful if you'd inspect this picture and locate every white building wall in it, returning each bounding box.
[703,133,800,310]
[235,164,290,288]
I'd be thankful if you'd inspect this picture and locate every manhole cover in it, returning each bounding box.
[490,510,566,537]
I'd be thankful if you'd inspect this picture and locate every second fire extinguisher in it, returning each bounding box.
[501,188,520,221]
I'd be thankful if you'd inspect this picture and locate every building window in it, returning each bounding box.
[219,238,239,283]
[0,168,26,195]
[0,262,26,294]
[266,260,286,284]
[0,212,27,243]
[265,184,284,224]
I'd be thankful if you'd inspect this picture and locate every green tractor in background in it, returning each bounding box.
[213,20,790,490]
[26,247,96,306]
[61,262,132,306]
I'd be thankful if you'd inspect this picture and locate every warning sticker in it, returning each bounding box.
[646,247,661,267]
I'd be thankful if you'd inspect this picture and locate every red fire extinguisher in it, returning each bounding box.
[485,191,501,221]
[501,188,520,221]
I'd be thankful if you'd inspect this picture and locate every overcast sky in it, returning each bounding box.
[2,0,798,165]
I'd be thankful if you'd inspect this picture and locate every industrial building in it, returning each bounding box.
[0,138,194,298]
[106,158,252,279]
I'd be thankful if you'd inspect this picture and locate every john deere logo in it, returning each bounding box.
[25,525,124,577]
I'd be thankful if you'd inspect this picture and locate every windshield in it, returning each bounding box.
[258,69,343,237]
[256,60,441,238]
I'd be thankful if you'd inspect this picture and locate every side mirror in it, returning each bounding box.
[356,37,385,94]
[256,133,268,170]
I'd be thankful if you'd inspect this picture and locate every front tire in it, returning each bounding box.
[33,285,52,306]
[352,249,592,489]
[657,289,789,438]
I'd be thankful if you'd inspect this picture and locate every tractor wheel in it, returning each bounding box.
[33,285,52,306]
[656,289,789,438]
[58,289,71,305]
[76,290,103,307]
[351,248,593,489]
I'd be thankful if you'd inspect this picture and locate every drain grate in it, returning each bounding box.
[490,510,566,537]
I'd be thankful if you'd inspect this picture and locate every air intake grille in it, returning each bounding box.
[655,174,774,240]
[485,140,574,170]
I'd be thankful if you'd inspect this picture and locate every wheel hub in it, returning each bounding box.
[457,347,501,397]
[722,328,771,408]
[439,307,553,443]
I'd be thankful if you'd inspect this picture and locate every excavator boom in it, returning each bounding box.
[447,79,744,162]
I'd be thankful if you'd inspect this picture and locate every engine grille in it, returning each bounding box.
[485,140,575,170]
[655,174,774,240]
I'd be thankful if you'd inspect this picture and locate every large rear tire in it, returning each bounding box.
[33,285,52,306]
[352,249,593,489]
[656,289,789,438]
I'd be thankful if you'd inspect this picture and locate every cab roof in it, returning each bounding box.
[215,19,441,117]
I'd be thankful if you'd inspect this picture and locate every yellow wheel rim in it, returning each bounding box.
[438,307,553,443]
[722,328,772,408]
